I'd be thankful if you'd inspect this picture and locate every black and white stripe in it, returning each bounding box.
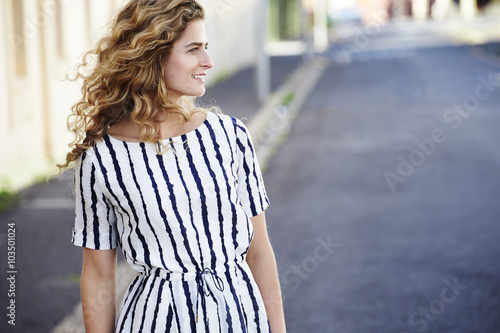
[72,112,270,332]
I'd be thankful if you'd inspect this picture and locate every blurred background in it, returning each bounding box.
[1,0,500,332]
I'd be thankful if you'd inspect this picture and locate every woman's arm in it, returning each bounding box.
[80,248,117,333]
[247,212,287,333]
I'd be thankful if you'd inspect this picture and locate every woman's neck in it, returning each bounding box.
[107,108,207,142]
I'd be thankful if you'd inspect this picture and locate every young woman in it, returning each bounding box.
[59,0,286,332]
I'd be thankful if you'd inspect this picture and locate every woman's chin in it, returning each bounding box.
[194,88,207,97]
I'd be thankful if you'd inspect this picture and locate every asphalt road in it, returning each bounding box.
[264,21,500,332]
[0,172,83,333]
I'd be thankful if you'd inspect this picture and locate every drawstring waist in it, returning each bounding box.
[140,262,236,281]
[141,265,232,323]
[195,268,224,322]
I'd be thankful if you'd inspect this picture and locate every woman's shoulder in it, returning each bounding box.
[76,141,101,166]
[76,135,118,168]
[208,111,247,130]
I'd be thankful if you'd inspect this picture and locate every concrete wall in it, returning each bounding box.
[0,0,262,190]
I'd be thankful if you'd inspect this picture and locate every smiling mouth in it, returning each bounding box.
[192,74,206,84]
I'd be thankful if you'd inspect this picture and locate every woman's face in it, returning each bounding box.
[164,19,213,104]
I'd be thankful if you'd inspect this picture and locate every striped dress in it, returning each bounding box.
[71,112,271,332]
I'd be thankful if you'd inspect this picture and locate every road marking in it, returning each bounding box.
[22,198,74,210]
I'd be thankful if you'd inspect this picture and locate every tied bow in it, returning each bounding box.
[195,268,225,323]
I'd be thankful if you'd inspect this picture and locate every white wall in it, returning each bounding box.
[0,0,262,190]
[1,0,48,189]
[0,1,10,189]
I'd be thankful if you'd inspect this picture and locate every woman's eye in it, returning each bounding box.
[189,45,207,53]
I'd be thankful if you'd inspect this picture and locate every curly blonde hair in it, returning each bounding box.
[58,0,206,170]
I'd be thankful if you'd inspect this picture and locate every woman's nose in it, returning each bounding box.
[201,50,214,69]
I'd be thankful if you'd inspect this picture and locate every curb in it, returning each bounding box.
[248,55,330,172]
[50,54,329,333]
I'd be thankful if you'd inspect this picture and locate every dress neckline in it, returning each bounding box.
[106,112,212,144]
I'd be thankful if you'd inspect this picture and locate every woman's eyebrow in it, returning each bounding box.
[184,42,207,48]
[185,42,203,47]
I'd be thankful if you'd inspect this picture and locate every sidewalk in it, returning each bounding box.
[0,53,324,333]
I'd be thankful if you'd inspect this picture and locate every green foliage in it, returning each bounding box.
[214,71,231,85]
[0,186,20,212]
[281,92,295,107]
[65,274,81,284]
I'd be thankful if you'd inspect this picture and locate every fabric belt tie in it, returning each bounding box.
[195,268,225,323]
[140,265,229,324]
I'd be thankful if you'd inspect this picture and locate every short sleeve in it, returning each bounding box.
[71,151,117,250]
[234,118,270,217]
